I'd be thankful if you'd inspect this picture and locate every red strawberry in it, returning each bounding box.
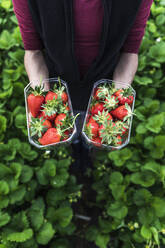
[91,103,104,115]
[38,128,61,145]
[38,111,46,119]
[30,117,52,138]
[115,120,129,135]
[98,124,105,138]
[113,135,122,146]
[41,98,59,121]
[110,104,133,121]
[94,85,109,100]
[27,87,44,117]
[63,130,70,141]
[43,119,52,129]
[86,121,99,139]
[54,113,67,126]
[92,137,102,147]
[114,88,134,105]
[42,111,57,121]
[88,116,96,123]
[61,92,68,103]
[45,91,58,103]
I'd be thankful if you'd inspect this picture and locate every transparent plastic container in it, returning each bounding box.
[81,79,136,150]
[24,77,77,149]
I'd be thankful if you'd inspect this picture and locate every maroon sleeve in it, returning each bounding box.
[122,0,153,54]
[12,0,44,50]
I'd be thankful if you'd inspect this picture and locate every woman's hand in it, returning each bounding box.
[24,50,50,91]
[113,52,138,88]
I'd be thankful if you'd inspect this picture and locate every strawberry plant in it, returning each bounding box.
[1,0,165,247]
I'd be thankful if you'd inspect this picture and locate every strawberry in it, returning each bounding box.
[42,111,57,121]
[59,103,70,114]
[114,88,134,105]
[115,120,129,135]
[103,95,119,111]
[91,137,102,147]
[91,103,104,115]
[45,91,58,103]
[110,103,133,121]
[38,128,61,145]
[113,135,122,146]
[54,113,67,126]
[30,117,52,138]
[94,85,109,100]
[63,130,70,141]
[88,116,96,123]
[93,110,113,125]
[38,111,46,119]
[53,82,68,103]
[86,121,99,139]
[61,91,68,103]
[41,98,59,121]
[27,86,44,117]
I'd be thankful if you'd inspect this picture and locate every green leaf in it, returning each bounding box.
[0,197,9,209]
[0,144,16,161]
[144,137,154,150]
[95,234,110,248]
[152,197,165,217]
[149,41,165,63]
[10,162,22,180]
[15,114,27,129]
[107,202,128,219]
[154,135,165,150]
[109,184,125,200]
[36,222,55,245]
[0,180,9,195]
[0,163,12,179]
[36,167,49,185]
[0,87,13,99]
[28,209,44,231]
[150,148,164,159]
[0,0,11,10]
[53,206,73,227]
[18,143,38,161]
[150,227,159,245]
[10,185,26,204]
[108,148,132,166]
[51,169,69,188]
[0,115,7,135]
[146,112,165,133]
[0,30,15,50]
[138,208,154,225]
[136,123,147,134]
[44,159,56,177]
[0,211,11,227]
[109,172,123,184]
[7,229,33,243]
[142,161,160,174]
[134,75,153,85]
[131,171,155,187]
[20,165,33,183]
[133,189,152,206]
[141,225,152,240]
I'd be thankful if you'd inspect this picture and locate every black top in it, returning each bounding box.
[27,0,142,110]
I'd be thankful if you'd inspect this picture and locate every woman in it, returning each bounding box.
[12,0,153,165]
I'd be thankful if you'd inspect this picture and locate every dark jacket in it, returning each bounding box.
[27,0,142,110]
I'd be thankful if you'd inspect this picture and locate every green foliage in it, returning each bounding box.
[0,0,165,248]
